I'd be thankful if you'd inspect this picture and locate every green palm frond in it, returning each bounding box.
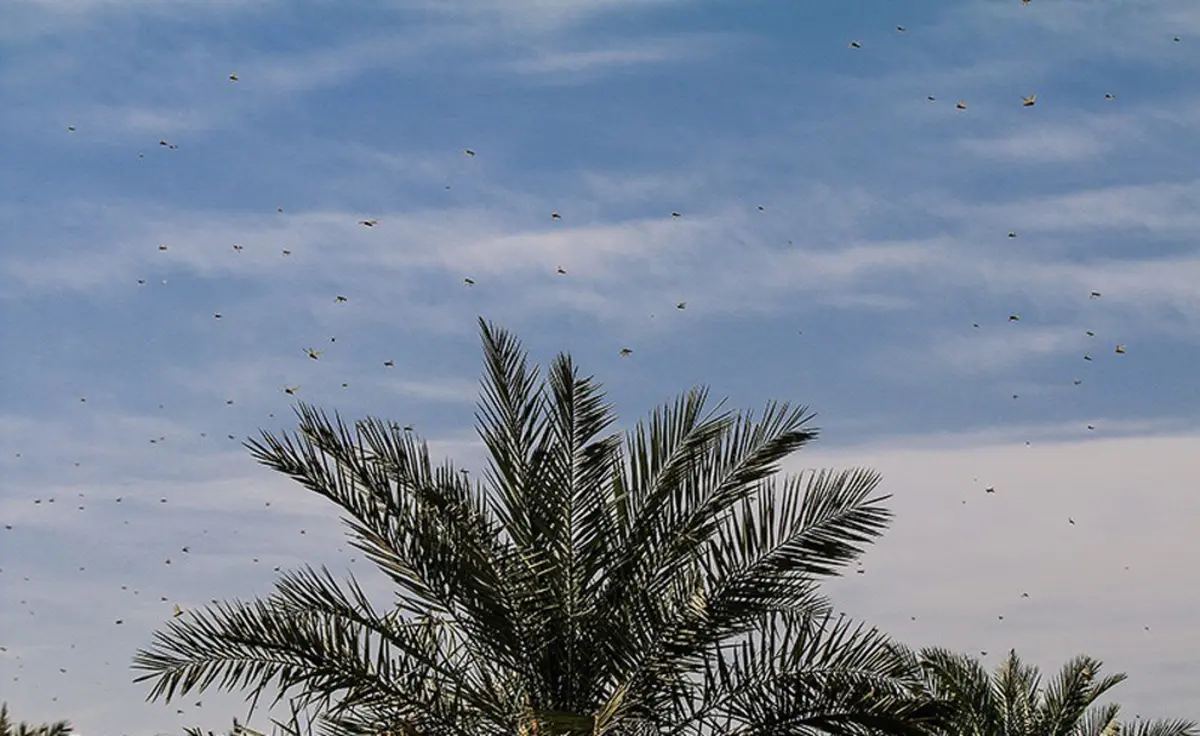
[1120,719,1200,736]
[0,705,73,736]
[519,351,624,712]
[994,649,1041,735]
[245,404,527,676]
[916,647,1191,736]
[132,581,491,734]
[595,402,820,658]
[1040,655,1126,736]
[917,647,998,735]
[681,611,941,736]
[706,466,891,611]
[648,401,820,597]
[609,465,894,723]
[1076,702,1122,736]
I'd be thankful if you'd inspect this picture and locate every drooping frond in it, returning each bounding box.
[1120,719,1200,736]
[244,404,526,675]
[680,611,942,736]
[705,467,891,617]
[131,582,490,735]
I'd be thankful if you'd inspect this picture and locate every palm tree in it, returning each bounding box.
[134,318,945,735]
[0,703,74,736]
[916,647,1197,736]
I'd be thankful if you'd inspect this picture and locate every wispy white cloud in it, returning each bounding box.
[509,44,684,75]
[955,115,1143,163]
[505,32,737,79]
[885,324,1094,378]
[385,0,690,34]
[932,179,1200,234]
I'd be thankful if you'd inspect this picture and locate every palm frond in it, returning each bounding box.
[649,402,820,597]
[1076,702,1122,736]
[994,648,1041,735]
[680,611,941,736]
[1121,719,1200,736]
[705,467,891,620]
[131,586,484,735]
[917,646,998,735]
[245,404,527,675]
[473,317,546,550]
[595,402,818,692]
[1040,656,1126,736]
[0,704,73,736]
[522,352,624,710]
[587,388,733,689]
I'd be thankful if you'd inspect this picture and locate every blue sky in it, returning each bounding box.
[3,0,1200,732]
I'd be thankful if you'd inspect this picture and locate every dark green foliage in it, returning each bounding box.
[915,648,1198,736]
[135,319,941,735]
[0,704,74,736]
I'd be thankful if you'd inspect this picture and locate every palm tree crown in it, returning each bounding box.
[134,318,941,735]
[916,647,1198,736]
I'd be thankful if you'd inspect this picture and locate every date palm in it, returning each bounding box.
[0,704,74,736]
[916,647,1197,736]
[134,318,943,736]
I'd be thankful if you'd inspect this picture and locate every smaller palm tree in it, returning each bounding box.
[0,704,74,736]
[916,647,1198,736]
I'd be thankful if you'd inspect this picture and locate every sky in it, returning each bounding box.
[2,0,1200,732]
